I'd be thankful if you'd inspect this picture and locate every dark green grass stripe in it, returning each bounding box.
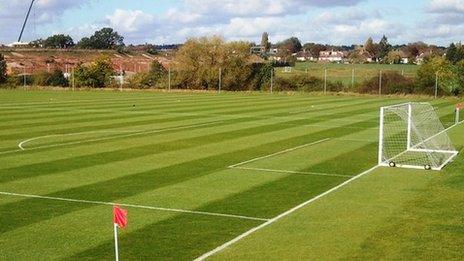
[0,94,332,125]
[72,134,378,260]
[71,212,261,260]
[0,101,385,183]
[0,111,194,132]
[0,96,363,141]
[0,118,376,234]
[0,114,214,141]
[0,99,382,155]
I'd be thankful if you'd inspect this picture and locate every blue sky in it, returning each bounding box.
[1,0,463,46]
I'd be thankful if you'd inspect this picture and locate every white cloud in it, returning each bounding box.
[105,9,155,33]
[428,0,464,13]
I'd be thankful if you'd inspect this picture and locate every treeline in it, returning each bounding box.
[29,28,124,50]
[1,36,464,96]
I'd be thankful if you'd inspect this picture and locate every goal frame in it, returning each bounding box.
[378,102,459,171]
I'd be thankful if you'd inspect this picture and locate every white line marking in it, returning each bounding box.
[0,191,269,222]
[229,138,330,168]
[194,165,379,260]
[18,130,137,150]
[1,121,221,156]
[230,166,352,178]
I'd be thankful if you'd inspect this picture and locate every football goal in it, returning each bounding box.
[378,102,458,170]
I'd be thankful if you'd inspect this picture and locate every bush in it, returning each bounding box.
[33,70,68,87]
[74,56,114,88]
[359,71,414,94]
[274,75,344,92]
[128,60,167,89]
[0,54,7,84]
[173,36,255,91]
[6,74,33,87]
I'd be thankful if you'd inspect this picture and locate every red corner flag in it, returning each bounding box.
[457,103,463,111]
[113,206,128,229]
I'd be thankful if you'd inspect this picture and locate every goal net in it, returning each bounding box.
[378,102,458,170]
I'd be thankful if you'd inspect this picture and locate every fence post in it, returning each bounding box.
[270,68,274,93]
[23,67,27,87]
[324,68,327,94]
[72,67,75,91]
[435,72,438,99]
[351,68,355,88]
[168,67,171,92]
[379,70,382,95]
[218,68,222,93]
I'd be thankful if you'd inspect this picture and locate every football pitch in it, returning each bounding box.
[0,90,462,260]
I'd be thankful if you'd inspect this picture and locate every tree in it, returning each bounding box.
[386,50,403,64]
[77,37,93,49]
[74,55,114,87]
[378,35,392,62]
[261,32,271,52]
[304,43,327,58]
[277,37,302,54]
[364,37,378,58]
[173,36,256,90]
[77,28,124,49]
[43,34,74,48]
[446,42,464,64]
[416,56,463,95]
[0,54,7,84]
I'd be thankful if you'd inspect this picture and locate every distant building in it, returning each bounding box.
[295,50,315,61]
[250,46,265,55]
[319,50,345,62]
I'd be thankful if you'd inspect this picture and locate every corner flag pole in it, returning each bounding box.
[114,223,120,261]
[112,206,127,261]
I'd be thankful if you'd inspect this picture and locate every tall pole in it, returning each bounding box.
[379,70,382,96]
[18,0,36,42]
[435,72,438,99]
[113,224,119,261]
[324,68,327,94]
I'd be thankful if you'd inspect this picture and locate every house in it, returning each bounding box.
[295,50,315,61]
[250,46,265,55]
[319,50,345,62]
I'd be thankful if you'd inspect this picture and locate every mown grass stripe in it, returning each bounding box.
[0,117,378,234]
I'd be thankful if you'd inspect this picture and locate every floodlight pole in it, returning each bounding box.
[18,0,36,42]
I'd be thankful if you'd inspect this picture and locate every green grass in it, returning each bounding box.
[0,89,462,260]
[276,62,419,86]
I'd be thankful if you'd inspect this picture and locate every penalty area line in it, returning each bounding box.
[229,138,330,168]
[230,166,352,178]
[194,165,380,261]
[0,191,269,222]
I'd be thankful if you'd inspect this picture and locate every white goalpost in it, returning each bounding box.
[378,102,459,171]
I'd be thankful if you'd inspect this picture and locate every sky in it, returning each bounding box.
[0,0,463,46]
